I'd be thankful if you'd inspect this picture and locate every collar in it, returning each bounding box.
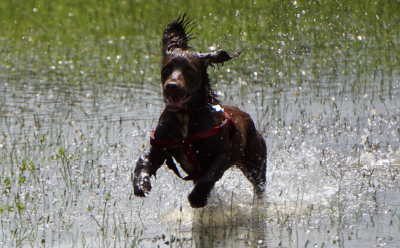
[177,103,206,115]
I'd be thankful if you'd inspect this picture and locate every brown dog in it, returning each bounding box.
[133,14,267,208]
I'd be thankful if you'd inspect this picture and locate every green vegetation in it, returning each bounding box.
[1,0,399,87]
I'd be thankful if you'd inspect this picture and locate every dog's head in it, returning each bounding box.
[161,14,241,112]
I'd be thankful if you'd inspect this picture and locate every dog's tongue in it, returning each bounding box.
[168,96,183,108]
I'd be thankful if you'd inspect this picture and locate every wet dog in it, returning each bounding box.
[133,14,267,208]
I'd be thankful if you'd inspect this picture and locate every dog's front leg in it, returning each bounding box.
[134,147,165,197]
[188,153,229,208]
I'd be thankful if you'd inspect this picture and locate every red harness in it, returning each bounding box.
[150,111,237,181]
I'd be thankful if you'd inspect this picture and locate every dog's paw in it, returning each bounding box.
[188,190,208,208]
[133,173,152,197]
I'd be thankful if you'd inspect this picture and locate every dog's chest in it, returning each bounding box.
[163,112,217,175]
[178,114,189,138]
[168,114,209,174]
[174,114,194,172]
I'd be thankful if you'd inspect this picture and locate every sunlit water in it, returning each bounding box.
[0,64,399,247]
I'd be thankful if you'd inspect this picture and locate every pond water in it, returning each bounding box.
[0,55,399,247]
[1,1,400,247]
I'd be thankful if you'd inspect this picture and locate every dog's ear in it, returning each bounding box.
[198,50,242,67]
[162,13,195,55]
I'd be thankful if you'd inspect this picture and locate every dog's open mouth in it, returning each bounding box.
[164,95,192,110]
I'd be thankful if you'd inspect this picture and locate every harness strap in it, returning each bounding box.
[150,111,237,181]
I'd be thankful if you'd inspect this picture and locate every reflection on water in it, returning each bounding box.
[0,59,399,247]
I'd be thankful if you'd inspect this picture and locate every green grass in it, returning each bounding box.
[1,0,399,89]
[1,0,398,44]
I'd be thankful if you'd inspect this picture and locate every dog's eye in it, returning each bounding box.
[186,68,195,74]
[162,67,171,74]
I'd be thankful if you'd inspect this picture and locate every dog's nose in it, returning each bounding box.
[165,82,179,90]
